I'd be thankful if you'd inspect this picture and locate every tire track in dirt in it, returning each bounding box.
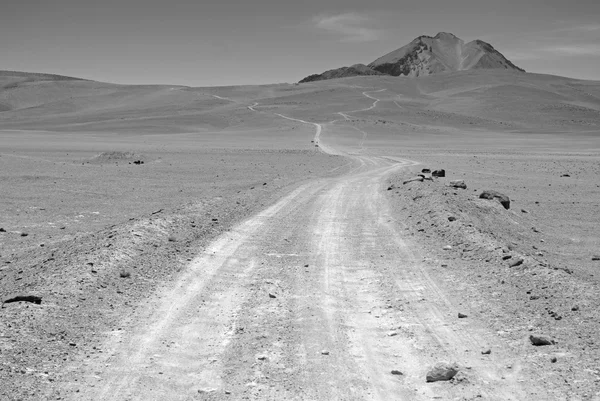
[63,88,553,400]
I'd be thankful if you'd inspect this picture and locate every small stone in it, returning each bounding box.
[426,362,459,382]
[550,356,557,363]
[443,245,452,251]
[529,335,554,346]
[592,255,600,261]
[571,305,579,311]
[502,255,512,260]
[448,216,456,222]
[321,350,329,355]
[391,369,403,375]
[521,209,528,213]
[509,258,524,267]
[482,349,491,355]
[387,331,398,337]
[449,180,467,189]
[458,313,468,318]
[268,293,277,299]
[20,232,29,237]
[256,354,268,361]
[0,228,5,232]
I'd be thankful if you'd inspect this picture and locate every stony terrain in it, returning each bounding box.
[385,152,600,399]
[1,68,599,400]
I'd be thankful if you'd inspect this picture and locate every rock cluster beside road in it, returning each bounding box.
[386,166,600,398]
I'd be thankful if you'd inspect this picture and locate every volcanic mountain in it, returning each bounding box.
[299,32,524,83]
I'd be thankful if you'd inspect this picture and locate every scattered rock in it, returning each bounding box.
[432,169,445,177]
[479,190,510,209]
[458,312,468,318]
[426,362,459,382]
[387,185,395,191]
[529,334,554,346]
[2,295,42,307]
[509,258,524,267]
[482,349,491,355]
[449,180,466,189]
[391,369,403,375]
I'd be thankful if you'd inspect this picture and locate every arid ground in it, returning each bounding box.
[1,70,599,400]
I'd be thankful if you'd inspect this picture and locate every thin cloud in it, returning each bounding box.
[541,44,600,56]
[553,23,600,33]
[313,12,380,43]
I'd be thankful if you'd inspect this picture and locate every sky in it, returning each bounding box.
[2,0,600,86]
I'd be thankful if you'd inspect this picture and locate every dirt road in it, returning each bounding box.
[65,93,552,400]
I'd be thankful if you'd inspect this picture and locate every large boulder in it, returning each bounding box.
[432,169,445,177]
[426,362,459,382]
[529,334,554,346]
[479,190,510,209]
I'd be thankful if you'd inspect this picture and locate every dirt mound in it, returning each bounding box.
[86,151,148,164]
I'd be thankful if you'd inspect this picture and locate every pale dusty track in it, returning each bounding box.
[66,91,550,400]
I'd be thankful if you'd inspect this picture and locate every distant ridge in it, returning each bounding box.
[0,70,87,83]
[299,64,385,83]
[299,32,524,83]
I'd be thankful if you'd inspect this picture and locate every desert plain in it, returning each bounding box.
[1,69,599,400]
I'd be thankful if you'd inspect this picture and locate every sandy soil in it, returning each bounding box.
[1,70,599,400]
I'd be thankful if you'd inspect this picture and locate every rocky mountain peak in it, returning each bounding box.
[299,32,524,83]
